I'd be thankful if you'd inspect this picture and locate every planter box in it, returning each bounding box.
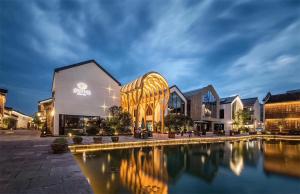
[93,137,102,144]
[111,136,119,142]
[72,136,83,144]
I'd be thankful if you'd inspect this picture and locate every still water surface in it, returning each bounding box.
[74,139,300,194]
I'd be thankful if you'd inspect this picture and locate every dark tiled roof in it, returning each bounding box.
[183,88,202,97]
[54,60,121,86]
[183,85,211,97]
[265,92,300,104]
[220,95,238,104]
[242,97,258,107]
[286,89,300,94]
[0,88,8,94]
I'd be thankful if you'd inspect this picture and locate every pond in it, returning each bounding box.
[73,139,300,194]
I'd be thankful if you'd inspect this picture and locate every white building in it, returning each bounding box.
[41,60,121,135]
[241,97,261,129]
[220,95,244,133]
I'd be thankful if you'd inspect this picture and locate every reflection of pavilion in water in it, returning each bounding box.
[263,140,300,178]
[120,147,169,194]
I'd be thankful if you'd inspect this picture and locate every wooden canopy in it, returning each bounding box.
[120,72,170,131]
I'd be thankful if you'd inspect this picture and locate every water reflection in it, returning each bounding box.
[74,140,300,194]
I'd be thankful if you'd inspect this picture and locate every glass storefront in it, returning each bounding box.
[59,114,100,135]
[168,92,185,114]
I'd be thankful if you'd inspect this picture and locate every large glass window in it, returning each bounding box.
[202,91,217,118]
[59,114,100,135]
[168,92,185,114]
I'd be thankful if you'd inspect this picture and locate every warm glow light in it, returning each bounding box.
[101,103,108,112]
[112,95,117,100]
[106,86,113,94]
[37,112,41,117]
[50,109,55,116]
[73,82,91,96]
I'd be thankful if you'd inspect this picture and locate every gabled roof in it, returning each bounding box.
[265,91,300,104]
[183,85,219,99]
[241,97,258,107]
[0,88,8,94]
[220,95,238,104]
[170,85,186,98]
[54,59,121,86]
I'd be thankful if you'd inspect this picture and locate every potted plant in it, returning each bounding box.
[72,136,83,144]
[93,137,102,143]
[51,138,68,154]
[110,129,119,142]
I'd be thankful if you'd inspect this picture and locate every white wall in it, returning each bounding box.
[220,96,243,133]
[12,111,32,128]
[53,62,121,135]
[253,100,261,128]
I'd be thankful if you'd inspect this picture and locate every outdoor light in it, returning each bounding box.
[101,103,108,111]
[37,112,41,117]
[68,132,73,137]
[112,95,117,100]
[106,86,113,94]
[50,109,55,116]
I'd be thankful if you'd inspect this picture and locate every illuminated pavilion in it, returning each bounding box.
[120,72,170,132]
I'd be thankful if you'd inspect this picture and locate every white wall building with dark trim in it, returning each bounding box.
[48,60,121,135]
[220,95,243,133]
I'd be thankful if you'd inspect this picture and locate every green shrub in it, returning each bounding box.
[86,126,100,136]
[72,136,83,144]
[51,138,68,154]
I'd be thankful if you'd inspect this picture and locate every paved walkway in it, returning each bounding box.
[0,130,93,194]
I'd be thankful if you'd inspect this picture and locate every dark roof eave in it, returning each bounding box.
[54,59,121,86]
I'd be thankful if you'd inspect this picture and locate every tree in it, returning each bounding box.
[232,109,251,131]
[103,106,132,134]
[165,114,193,133]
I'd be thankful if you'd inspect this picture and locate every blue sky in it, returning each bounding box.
[0,0,300,115]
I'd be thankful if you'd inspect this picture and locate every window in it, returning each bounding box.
[202,91,217,118]
[168,92,185,114]
[220,109,224,119]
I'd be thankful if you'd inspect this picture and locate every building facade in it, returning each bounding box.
[241,97,261,129]
[184,85,223,132]
[0,89,8,128]
[40,60,121,135]
[220,95,243,133]
[263,90,300,134]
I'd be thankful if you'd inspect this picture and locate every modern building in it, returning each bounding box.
[220,95,243,133]
[263,90,300,133]
[0,88,8,127]
[241,97,261,129]
[184,85,223,132]
[167,85,187,116]
[39,60,121,135]
[120,72,170,132]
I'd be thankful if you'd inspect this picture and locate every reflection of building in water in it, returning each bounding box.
[186,143,224,182]
[120,147,169,194]
[221,140,261,176]
[263,140,300,178]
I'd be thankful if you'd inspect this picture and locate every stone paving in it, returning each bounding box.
[0,130,93,194]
